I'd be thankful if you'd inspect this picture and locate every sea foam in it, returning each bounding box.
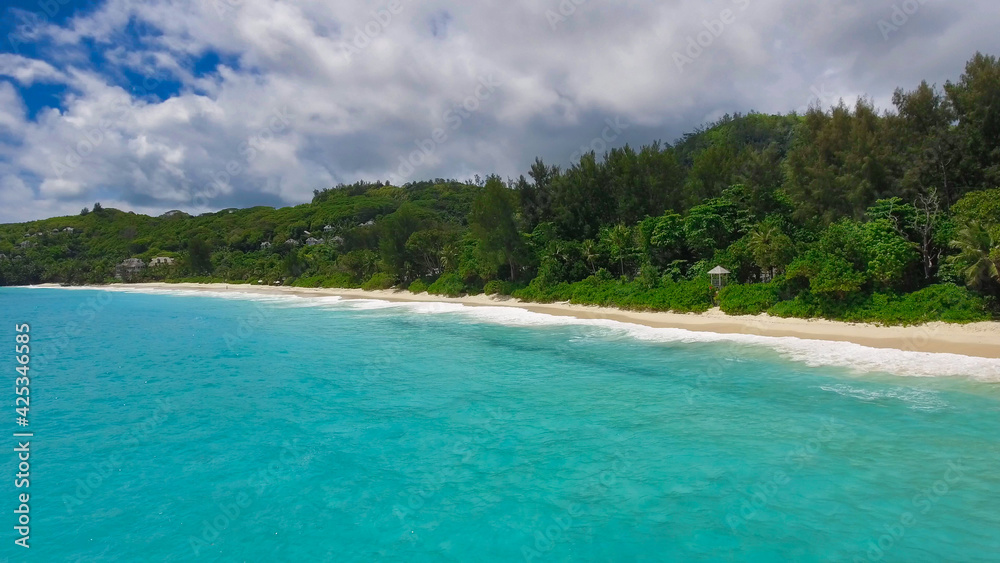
[42,285,1000,381]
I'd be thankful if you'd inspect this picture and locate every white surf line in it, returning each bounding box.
[24,284,1000,381]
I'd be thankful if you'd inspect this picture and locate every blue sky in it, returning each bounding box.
[0,0,997,223]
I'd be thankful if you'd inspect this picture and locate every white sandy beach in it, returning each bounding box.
[40,282,1000,360]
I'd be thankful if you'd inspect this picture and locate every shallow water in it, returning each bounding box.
[2,287,999,561]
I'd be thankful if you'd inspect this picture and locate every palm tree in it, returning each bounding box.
[550,240,569,264]
[748,222,793,281]
[602,224,633,277]
[581,239,599,274]
[948,221,999,289]
[439,244,460,273]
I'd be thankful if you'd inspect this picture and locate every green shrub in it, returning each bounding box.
[361,272,395,291]
[170,276,231,284]
[484,280,503,295]
[427,273,466,297]
[657,279,715,313]
[768,284,990,325]
[484,280,517,296]
[512,279,573,303]
[407,279,429,294]
[514,275,713,312]
[846,285,989,325]
[719,283,780,316]
[925,285,990,323]
[768,290,876,320]
[767,293,823,319]
[322,273,356,288]
[291,275,325,288]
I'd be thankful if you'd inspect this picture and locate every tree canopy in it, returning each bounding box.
[2,53,999,325]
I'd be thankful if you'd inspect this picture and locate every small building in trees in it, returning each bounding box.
[116,258,146,281]
[150,256,175,267]
[709,266,731,289]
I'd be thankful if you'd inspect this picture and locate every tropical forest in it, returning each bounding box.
[3,53,1000,326]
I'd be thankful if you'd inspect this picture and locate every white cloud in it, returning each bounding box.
[0,0,997,222]
[0,81,26,134]
[0,53,67,86]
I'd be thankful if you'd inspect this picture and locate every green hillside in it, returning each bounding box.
[3,53,1000,325]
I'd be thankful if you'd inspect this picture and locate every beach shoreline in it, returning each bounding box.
[27,282,1000,360]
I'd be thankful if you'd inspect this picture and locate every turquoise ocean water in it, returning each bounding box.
[2,286,999,562]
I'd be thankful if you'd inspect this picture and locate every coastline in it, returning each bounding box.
[29,282,1000,360]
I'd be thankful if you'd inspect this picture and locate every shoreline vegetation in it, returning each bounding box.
[4,54,1000,347]
[30,282,1000,359]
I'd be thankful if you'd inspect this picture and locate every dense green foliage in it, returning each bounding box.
[511,271,715,313]
[3,54,1000,325]
[767,285,988,325]
[407,279,429,294]
[427,273,466,298]
[361,272,395,291]
[719,283,781,316]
